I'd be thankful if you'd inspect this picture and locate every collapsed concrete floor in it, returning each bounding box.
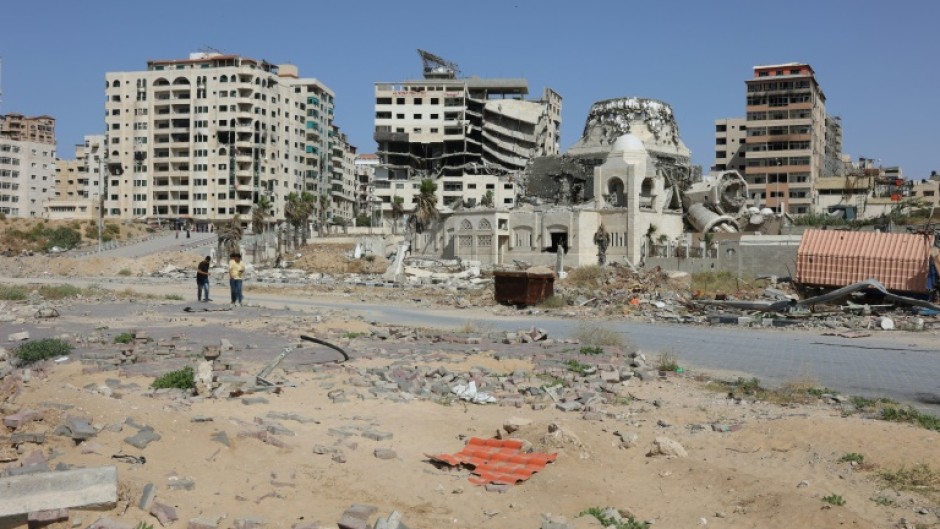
[1,296,939,529]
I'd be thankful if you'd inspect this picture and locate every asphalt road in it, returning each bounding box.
[4,276,939,412]
[75,232,216,259]
[275,296,940,412]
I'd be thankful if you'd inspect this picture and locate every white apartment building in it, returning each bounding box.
[103,52,345,229]
[354,153,379,221]
[45,135,105,220]
[0,114,57,217]
[712,117,747,175]
[328,125,356,224]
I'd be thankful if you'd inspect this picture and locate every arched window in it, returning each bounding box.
[219,75,228,83]
[460,219,473,230]
[478,218,491,230]
[111,80,120,88]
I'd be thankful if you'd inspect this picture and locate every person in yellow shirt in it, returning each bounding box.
[228,252,246,306]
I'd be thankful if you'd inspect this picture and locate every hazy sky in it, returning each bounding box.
[2,0,938,177]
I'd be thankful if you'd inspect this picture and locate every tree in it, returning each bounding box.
[251,195,273,235]
[284,192,304,249]
[391,196,405,235]
[317,194,330,236]
[410,179,439,234]
[481,189,494,208]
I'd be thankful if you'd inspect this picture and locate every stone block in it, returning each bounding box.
[4,409,42,429]
[27,508,69,523]
[373,448,397,460]
[0,466,117,517]
[361,430,393,441]
[124,429,161,449]
[150,501,178,526]
[63,416,96,441]
[138,483,156,510]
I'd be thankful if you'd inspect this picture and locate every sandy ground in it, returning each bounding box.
[1,303,939,529]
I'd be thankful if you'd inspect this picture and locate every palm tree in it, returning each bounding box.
[391,196,405,235]
[251,195,273,235]
[284,192,304,249]
[299,191,317,245]
[317,193,330,237]
[411,179,439,234]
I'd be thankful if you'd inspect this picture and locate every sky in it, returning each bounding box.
[1,0,938,178]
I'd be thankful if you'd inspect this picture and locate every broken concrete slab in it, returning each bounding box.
[63,416,96,441]
[124,428,161,449]
[0,466,117,516]
[3,409,42,429]
[150,501,179,527]
[27,508,69,524]
[138,482,156,510]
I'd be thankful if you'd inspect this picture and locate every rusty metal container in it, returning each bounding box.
[493,271,556,306]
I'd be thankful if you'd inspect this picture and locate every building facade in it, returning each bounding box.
[743,63,831,214]
[712,117,747,174]
[0,114,57,217]
[103,53,347,229]
[45,135,105,220]
[328,126,356,224]
[371,52,560,221]
[354,153,379,222]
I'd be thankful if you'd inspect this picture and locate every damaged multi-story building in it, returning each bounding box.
[372,50,561,219]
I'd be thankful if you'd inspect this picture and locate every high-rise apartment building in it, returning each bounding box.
[712,117,747,174]
[0,114,57,217]
[743,63,829,214]
[371,51,560,218]
[329,125,357,223]
[45,135,105,219]
[103,52,347,228]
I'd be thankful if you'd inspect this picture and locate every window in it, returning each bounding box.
[430,114,439,119]
[503,184,513,190]
[376,112,391,119]
[414,98,422,105]
[396,98,405,105]
[430,98,439,105]
[503,198,513,204]
[377,97,392,105]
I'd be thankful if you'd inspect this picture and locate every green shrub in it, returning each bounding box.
[0,285,28,300]
[880,406,940,432]
[578,507,648,529]
[151,366,195,390]
[539,295,568,309]
[14,339,72,365]
[822,494,845,506]
[114,332,135,344]
[839,453,865,464]
[118,268,133,276]
[38,284,82,300]
[579,346,603,355]
[565,359,590,375]
[43,226,81,251]
[164,294,184,301]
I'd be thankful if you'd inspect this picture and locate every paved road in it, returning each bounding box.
[4,276,939,412]
[76,232,216,259]
[266,296,940,412]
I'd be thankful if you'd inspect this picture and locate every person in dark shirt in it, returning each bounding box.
[196,256,212,302]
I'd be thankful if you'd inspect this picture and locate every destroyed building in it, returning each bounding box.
[409,97,700,267]
[371,50,561,219]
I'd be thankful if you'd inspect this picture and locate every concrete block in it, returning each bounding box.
[373,448,397,460]
[138,483,156,510]
[0,466,117,516]
[150,501,178,526]
[361,430,393,441]
[124,429,161,449]
[3,409,41,429]
[27,508,69,523]
[64,416,96,440]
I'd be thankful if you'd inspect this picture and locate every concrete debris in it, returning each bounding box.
[0,466,118,516]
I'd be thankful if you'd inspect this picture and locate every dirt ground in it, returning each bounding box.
[1,299,938,529]
[1,241,939,528]
[0,218,151,255]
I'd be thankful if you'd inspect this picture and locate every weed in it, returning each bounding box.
[536,374,566,389]
[870,495,896,506]
[880,406,940,432]
[805,386,835,398]
[341,332,363,339]
[880,464,940,492]
[839,453,865,464]
[539,295,569,309]
[822,494,846,506]
[134,521,155,529]
[14,339,72,365]
[164,294,184,301]
[114,332,135,344]
[151,366,195,390]
[655,352,680,372]
[565,266,607,289]
[118,268,133,277]
[0,285,27,300]
[565,359,591,375]
[736,377,762,394]
[578,507,647,529]
[579,346,603,355]
[609,395,634,406]
[692,270,741,296]
[573,323,625,347]
[38,284,83,300]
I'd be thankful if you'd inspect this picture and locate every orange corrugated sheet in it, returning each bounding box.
[796,229,934,292]
[428,437,557,486]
